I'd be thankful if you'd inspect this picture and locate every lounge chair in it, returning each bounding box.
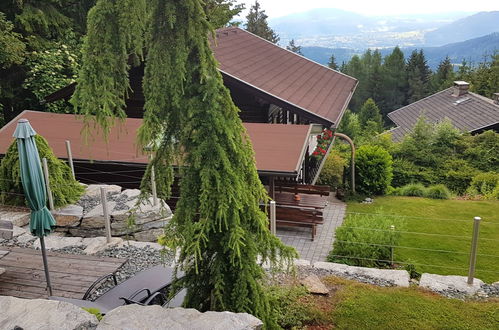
[49,265,185,314]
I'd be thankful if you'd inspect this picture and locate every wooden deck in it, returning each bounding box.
[0,246,126,299]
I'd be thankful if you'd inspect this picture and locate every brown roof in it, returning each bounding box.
[213,27,357,126]
[387,88,499,142]
[0,111,311,175]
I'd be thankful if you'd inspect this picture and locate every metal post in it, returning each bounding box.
[65,140,75,179]
[151,165,158,207]
[270,201,276,235]
[42,158,54,211]
[100,187,112,243]
[467,216,481,285]
[39,236,53,296]
[390,225,395,266]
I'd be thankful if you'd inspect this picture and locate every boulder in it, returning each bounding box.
[97,305,263,330]
[4,211,30,227]
[313,261,411,287]
[121,189,141,200]
[133,228,164,242]
[301,274,329,294]
[53,205,83,227]
[81,202,117,229]
[85,184,122,198]
[0,296,98,330]
[419,273,484,295]
[32,236,84,250]
[12,226,27,238]
[82,237,123,255]
[16,233,36,244]
[69,227,106,238]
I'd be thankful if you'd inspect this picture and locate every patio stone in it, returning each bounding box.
[0,296,98,330]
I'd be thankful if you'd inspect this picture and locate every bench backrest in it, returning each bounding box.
[275,206,323,223]
[0,220,14,240]
[276,183,330,196]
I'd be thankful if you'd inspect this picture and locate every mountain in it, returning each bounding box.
[301,33,499,69]
[424,11,499,46]
[270,8,474,48]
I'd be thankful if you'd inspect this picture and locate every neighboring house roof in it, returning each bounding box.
[0,111,312,176]
[387,87,499,142]
[44,28,357,127]
[213,27,357,126]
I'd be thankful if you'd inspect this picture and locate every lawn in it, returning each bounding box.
[272,277,499,329]
[345,196,499,283]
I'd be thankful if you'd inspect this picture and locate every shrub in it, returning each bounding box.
[442,159,478,195]
[328,211,402,268]
[424,184,451,199]
[399,183,426,197]
[355,145,393,196]
[317,151,346,189]
[466,172,499,198]
[267,285,315,329]
[0,135,84,208]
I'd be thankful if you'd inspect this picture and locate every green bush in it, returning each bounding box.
[0,135,84,208]
[466,172,499,198]
[267,285,314,329]
[328,212,402,267]
[355,145,393,196]
[442,159,478,195]
[424,184,451,200]
[399,183,426,197]
[317,151,346,189]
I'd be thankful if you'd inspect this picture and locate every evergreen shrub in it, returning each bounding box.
[0,135,84,208]
[466,172,499,198]
[329,212,402,267]
[355,145,393,196]
[317,151,346,189]
[424,184,451,199]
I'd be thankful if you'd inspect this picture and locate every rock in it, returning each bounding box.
[301,274,329,294]
[69,227,106,238]
[85,184,122,198]
[53,205,83,227]
[117,240,163,250]
[16,233,36,244]
[122,189,141,200]
[133,228,164,242]
[12,226,27,238]
[82,236,124,254]
[4,212,30,227]
[97,305,263,330]
[0,296,98,330]
[313,261,410,287]
[0,267,5,275]
[294,259,311,267]
[419,273,484,295]
[81,202,117,229]
[32,236,84,250]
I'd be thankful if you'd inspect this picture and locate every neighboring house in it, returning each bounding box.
[387,81,499,142]
[2,28,357,187]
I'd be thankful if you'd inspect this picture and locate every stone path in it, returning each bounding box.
[276,195,346,262]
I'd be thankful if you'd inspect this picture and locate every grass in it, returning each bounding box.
[345,196,499,283]
[271,277,499,329]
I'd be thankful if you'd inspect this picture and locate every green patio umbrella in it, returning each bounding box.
[13,119,56,296]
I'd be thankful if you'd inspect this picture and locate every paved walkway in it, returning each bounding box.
[276,195,346,262]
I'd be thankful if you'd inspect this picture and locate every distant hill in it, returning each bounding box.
[301,33,499,69]
[424,11,499,46]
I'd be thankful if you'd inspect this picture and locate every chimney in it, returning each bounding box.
[494,93,499,105]
[452,81,469,97]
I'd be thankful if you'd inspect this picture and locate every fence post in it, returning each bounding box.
[270,200,276,235]
[151,165,158,207]
[42,158,54,211]
[65,140,75,179]
[390,225,395,266]
[100,187,112,243]
[467,216,481,285]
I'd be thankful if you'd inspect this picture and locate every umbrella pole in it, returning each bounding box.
[39,236,53,296]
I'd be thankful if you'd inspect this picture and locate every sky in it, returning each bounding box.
[238,0,499,18]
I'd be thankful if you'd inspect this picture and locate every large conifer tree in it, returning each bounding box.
[245,1,279,43]
[71,0,295,327]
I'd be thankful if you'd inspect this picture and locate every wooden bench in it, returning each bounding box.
[276,183,330,197]
[275,206,323,241]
